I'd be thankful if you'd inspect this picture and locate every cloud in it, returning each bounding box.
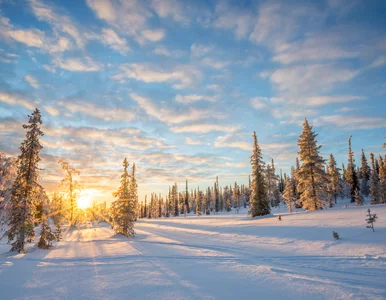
[211,2,253,39]
[113,63,201,89]
[185,137,202,145]
[175,94,217,104]
[0,16,46,48]
[250,97,270,109]
[214,134,250,151]
[130,93,220,125]
[170,124,240,134]
[150,0,188,24]
[369,55,386,69]
[53,56,103,72]
[141,29,165,42]
[86,0,116,22]
[43,105,60,116]
[314,115,386,129]
[153,45,185,57]
[268,63,360,98]
[29,0,85,49]
[306,95,365,106]
[0,92,37,110]
[24,75,40,89]
[190,43,214,57]
[99,28,130,54]
[58,100,134,121]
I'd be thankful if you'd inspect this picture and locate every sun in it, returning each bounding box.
[77,189,97,209]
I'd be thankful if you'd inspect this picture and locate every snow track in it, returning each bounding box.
[0,205,385,299]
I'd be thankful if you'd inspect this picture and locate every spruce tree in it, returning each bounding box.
[214,176,220,213]
[346,136,359,203]
[379,156,386,203]
[359,150,370,197]
[111,158,135,237]
[282,176,294,213]
[296,119,327,211]
[354,188,364,206]
[249,132,270,217]
[185,180,190,214]
[6,108,44,252]
[37,198,56,249]
[0,153,16,224]
[369,153,380,205]
[327,154,343,206]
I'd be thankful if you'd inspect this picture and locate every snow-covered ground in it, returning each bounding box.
[0,204,385,300]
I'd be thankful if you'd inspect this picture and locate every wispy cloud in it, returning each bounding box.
[24,75,40,89]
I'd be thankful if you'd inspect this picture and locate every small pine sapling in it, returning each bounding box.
[332,231,339,240]
[366,208,378,232]
[278,215,282,221]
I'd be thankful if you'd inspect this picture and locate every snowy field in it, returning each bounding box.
[0,204,385,300]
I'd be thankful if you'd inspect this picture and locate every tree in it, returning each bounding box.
[369,153,380,205]
[346,136,359,203]
[58,159,81,226]
[327,154,342,206]
[359,150,370,196]
[249,132,270,217]
[37,197,56,249]
[5,108,44,252]
[0,153,16,224]
[214,177,220,213]
[50,192,64,240]
[354,188,364,206]
[185,180,190,214]
[379,156,386,203]
[282,176,294,213]
[130,163,138,220]
[296,119,327,211]
[111,158,135,237]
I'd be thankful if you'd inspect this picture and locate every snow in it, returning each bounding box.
[0,204,385,299]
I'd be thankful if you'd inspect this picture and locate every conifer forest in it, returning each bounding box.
[0,0,386,299]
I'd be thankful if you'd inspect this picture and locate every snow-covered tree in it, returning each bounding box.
[0,153,16,224]
[50,192,64,240]
[354,188,364,206]
[369,153,380,205]
[282,176,295,213]
[359,150,370,196]
[58,159,81,226]
[5,108,44,252]
[37,197,56,249]
[327,154,343,206]
[249,132,270,217]
[296,119,327,211]
[111,158,135,237]
[184,180,190,214]
[346,136,359,203]
[379,156,386,203]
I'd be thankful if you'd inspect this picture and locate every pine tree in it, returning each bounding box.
[130,163,138,220]
[111,158,135,237]
[296,119,327,211]
[37,198,56,249]
[50,192,64,241]
[346,136,359,203]
[0,153,16,224]
[369,153,380,205]
[249,132,270,217]
[282,176,294,213]
[354,188,364,206]
[58,159,81,226]
[327,154,342,206]
[378,156,386,203]
[214,176,220,213]
[185,180,190,214]
[359,150,371,197]
[6,108,44,252]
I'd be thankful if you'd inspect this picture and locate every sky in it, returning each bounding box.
[0,0,386,204]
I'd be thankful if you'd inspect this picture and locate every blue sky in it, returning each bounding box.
[0,0,385,203]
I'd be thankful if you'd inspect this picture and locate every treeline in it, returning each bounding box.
[0,108,138,253]
[141,119,386,219]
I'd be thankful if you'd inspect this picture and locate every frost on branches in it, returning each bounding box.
[5,108,44,252]
[0,153,16,225]
[296,119,327,211]
[249,132,270,217]
[111,158,136,237]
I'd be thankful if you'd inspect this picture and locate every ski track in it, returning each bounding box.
[0,205,385,299]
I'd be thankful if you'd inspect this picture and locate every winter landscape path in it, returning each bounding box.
[0,204,385,299]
